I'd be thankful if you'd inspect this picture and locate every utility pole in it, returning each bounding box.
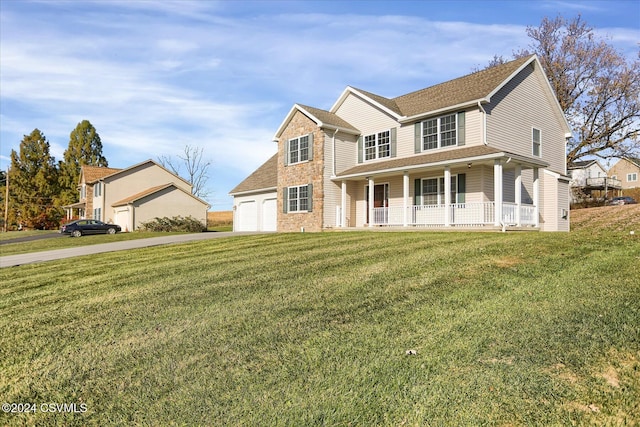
[3,167,8,232]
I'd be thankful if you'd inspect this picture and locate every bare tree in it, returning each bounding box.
[158,145,212,200]
[516,15,640,164]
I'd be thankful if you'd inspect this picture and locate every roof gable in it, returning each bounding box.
[273,104,359,140]
[101,159,191,187]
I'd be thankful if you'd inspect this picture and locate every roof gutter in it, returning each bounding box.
[398,99,485,124]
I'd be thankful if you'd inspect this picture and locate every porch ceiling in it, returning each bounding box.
[334,146,549,180]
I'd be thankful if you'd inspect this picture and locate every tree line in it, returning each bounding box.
[2,120,108,230]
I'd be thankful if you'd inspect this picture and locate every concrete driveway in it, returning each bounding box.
[0,232,266,268]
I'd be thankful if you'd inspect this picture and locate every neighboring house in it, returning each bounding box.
[568,160,621,202]
[64,160,210,231]
[231,54,572,232]
[608,157,640,189]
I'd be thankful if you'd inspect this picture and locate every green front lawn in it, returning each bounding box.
[1,231,638,425]
[0,231,192,256]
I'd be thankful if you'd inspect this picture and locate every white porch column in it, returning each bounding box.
[444,166,451,227]
[403,171,409,227]
[341,180,347,228]
[368,177,375,226]
[494,160,503,226]
[533,167,540,227]
[515,165,522,226]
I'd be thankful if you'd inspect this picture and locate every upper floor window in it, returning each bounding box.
[94,182,102,197]
[286,133,313,165]
[628,172,638,182]
[80,184,86,200]
[416,112,465,152]
[532,128,541,157]
[364,130,390,161]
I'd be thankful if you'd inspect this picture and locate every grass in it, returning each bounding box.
[1,229,638,426]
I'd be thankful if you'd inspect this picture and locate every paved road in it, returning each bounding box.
[0,232,266,268]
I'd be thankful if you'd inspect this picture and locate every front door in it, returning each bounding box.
[366,184,389,224]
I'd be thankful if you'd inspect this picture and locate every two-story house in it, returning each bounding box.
[568,160,621,202]
[608,157,640,190]
[231,55,572,232]
[64,159,210,231]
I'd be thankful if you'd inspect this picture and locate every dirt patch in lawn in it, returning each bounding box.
[571,204,640,232]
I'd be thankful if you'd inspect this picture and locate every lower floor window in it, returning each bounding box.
[422,176,457,205]
[285,184,312,212]
[93,207,101,221]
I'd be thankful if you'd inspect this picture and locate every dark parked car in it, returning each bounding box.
[609,196,637,205]
[60,219,122,237]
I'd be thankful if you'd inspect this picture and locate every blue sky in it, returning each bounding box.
[1,0,638,209]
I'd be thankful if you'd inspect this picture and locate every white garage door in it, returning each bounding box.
[262,198,277,231]
[237,201,258,231]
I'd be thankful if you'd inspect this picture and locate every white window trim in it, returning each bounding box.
[288,184,310,213]
[288,135,309,165]
[421,113,458,151]
[421,175,458,206]
[532,127,542,157]
[364,130,391,161]
[627,172,638,182]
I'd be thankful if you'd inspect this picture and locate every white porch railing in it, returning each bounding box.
[370,202,537,227]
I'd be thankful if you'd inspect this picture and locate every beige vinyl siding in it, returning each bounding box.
[133,187,207,229]
[323,132,340,227]
[609,159,640,189]
[104,163,191,212]
[485,62,567,174]
[334,133,359,176]
[335,93,399,137]
[541,170,569,232]
[464,108,484,147]
[540,173,559,231]
[334,93,404,163]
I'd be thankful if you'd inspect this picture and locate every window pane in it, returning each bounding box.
[423,119,438,150]
[299,185,309,211]
[365,135,376,160]
[299,136,309,161]
[289,138,299,163]
[440,115,456,147]
[289,187,298,211]
[532,128,541,156]
[378,131,390,158]
[422,178,438,205]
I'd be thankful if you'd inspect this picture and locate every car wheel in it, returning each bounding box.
[107,228,116,234]
[72,230,82,238]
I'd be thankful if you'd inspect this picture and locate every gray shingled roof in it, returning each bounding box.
[229,154,278,194]
[297,104,359,132]
[351,55,534,118]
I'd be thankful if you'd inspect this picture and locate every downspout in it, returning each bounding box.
[478,101,487,145]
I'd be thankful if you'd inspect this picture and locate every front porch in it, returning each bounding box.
[365,201,537,227]
[333,152,545,230]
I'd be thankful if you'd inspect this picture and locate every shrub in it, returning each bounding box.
[139,216,205,232]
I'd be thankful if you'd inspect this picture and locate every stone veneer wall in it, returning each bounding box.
[85,185,94,218]
[277,111,325,232]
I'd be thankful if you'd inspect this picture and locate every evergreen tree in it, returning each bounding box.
[9,129,62,229]
[59,120,108,205]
